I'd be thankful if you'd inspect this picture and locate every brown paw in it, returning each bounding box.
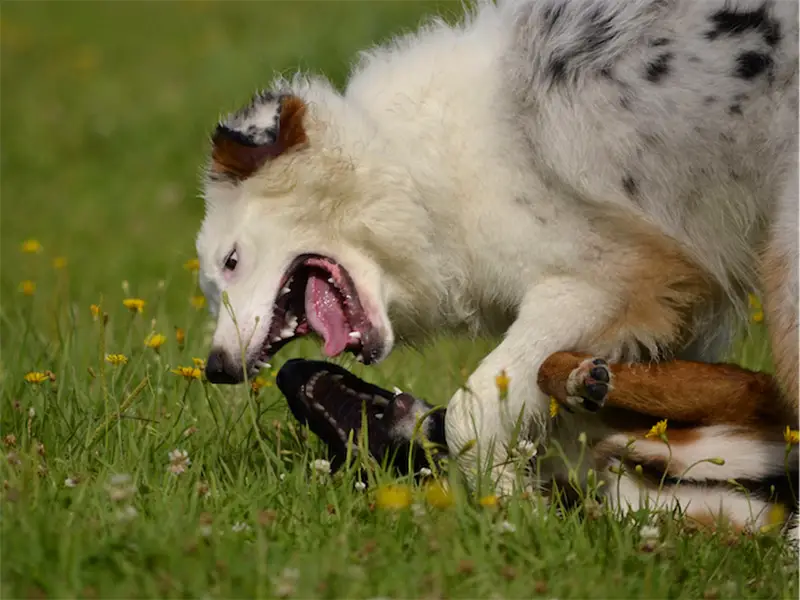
[565,357,612,413]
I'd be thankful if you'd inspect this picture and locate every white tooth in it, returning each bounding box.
[280,286,291,296]
[272,336,282,343]
[393,386,403,396]
[356,354,364,363]
[375,413,384,420]
[287,315,298,330]
[348,331,361,340]
[279,327,294,339]
[327,277,334,284]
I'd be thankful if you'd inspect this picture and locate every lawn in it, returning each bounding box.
[1,1,796,598]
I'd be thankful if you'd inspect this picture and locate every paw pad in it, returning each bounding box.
[565,357,613,413]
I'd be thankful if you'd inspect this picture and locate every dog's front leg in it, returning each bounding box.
[444,277,623,496]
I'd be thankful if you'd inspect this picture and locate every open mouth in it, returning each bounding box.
[255,253,383,370]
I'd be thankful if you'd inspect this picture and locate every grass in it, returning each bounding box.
[0,1,796,598]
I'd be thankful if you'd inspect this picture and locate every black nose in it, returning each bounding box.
[205,348,244,384]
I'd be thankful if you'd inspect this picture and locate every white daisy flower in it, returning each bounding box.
[639,524,660,540]
[167,449,191,475]
[499,520,517,534]
[311,459,331,475]
[231,521,251,533]
[515,440,537,458]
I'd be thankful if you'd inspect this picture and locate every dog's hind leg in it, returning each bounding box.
[538,351,798,536]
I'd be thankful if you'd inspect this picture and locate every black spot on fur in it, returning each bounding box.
[543,4,624,87]
[705,4,782,47]
[649,37,671,47]
[620,95,632,110]
[688,55,702,64]
[704,95,717,105]
[640,132,659,146]
[735,51,774,80]
[214,124,267,149]
[729,103,743,115]
[584,6,617,55]
[622,175,639,199]
[542,2,565,34]
[645,52,673,83]
[547,57,568,85]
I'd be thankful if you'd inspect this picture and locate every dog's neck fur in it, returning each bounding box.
[293,9,551,341]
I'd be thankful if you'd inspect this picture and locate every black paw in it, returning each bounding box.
[565,357,612,413]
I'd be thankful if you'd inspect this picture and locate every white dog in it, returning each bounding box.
[196,0,798,496]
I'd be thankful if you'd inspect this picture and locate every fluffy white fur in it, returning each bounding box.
[196,0,798,495]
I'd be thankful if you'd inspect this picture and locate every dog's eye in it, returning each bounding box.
[223,249,238,271]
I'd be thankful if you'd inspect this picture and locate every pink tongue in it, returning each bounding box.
[305,273,350,357]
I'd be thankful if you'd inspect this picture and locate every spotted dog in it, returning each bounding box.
[195,0,798,497]
[277,356,798,540]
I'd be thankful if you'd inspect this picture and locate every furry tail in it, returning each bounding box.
[599,426,799,535]
[762,166,799,414]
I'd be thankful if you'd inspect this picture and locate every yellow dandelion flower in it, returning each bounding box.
[495,369,510,400]
[19,280,35,296]
[183,258,200,272]
[122,298,145,313]
[251,376,272,393]
[549,396,559,418]
[190,295,206,310]
[175,327,186,346]
[784,426,799,445]
[766,503,787,529]
[21,239,42,254]
[645,419,668,441]
[172,366,202,381]
[748,293,765,323]
[90,304,101,320]
[24,371,49,384]
[478,494,499,508]
[105,354,128,366]
[425,481,454,509]
[191,357,206,369]
[144,333,167,350]
[52,256,68,269]
[375,484,412,511]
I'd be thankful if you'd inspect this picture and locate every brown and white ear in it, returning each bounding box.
[210,93,308,181]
